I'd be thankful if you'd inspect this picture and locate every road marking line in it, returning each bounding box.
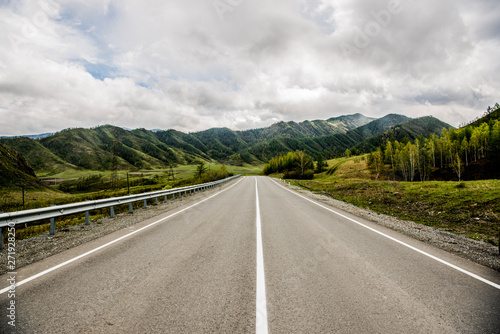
[273,179,500,290]
[0,177,245,295]
[255,178,269,334]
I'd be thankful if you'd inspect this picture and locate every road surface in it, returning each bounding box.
[1,176,499,333]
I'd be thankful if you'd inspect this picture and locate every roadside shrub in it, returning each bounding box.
[283,169,314,180]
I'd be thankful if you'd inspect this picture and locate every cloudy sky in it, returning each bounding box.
[0,0,499,136]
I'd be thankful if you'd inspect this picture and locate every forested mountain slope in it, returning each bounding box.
[0,113,454,174]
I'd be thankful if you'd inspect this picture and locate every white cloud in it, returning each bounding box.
[0,0,499,136]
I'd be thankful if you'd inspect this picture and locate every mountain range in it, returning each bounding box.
[0,113,453,186]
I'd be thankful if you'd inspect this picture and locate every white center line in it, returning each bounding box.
[273,179,500,290]
[255,178,269,334]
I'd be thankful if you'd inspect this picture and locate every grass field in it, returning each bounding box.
[1,163,263,212]
[290,156,500,246]
[1,162,263,241]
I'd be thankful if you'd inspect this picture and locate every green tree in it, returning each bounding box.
[315,153,327,173]
[417,137,431,181]
[408,142,418,182]
[367,148,384,180]
[384,141,396,180]
[196,161,207,178]
[295,150,313,177]
[396,144,409,181]
[470,129,480,161]
[461,137,469,166]
[452,153,464,181]
[427,133,437,167]
[262,150,313,179]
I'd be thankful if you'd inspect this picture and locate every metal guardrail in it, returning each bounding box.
[0,175,240,248]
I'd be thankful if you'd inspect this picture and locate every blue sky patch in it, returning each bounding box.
[82,61,118,80]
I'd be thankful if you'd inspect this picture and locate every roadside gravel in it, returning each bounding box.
[1,177,498,275]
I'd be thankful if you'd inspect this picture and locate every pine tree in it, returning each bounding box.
[196,161,207,178]
[315,153,326,173]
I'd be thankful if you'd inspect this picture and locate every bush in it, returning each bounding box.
[303,169,315,179]
[197,165,233,183]
[283,169,314,180]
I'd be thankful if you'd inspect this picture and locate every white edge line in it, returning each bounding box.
[272,179,500,291]
[0,177,245,295]
[255,177,269,334]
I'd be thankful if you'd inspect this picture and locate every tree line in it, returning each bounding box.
[367,115,500,181]
[262,150,327,179]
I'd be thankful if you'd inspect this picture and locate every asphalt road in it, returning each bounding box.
[1,176,499,333]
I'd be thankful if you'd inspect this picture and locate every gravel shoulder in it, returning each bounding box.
[1,177,498,275]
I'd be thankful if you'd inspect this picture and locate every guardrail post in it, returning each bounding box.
[49,205,56,235]
[155,197,158,206]
[129,203,133,214]
[85,200,90,225]
[173,193,176,200]
[0,212,3,249]
[143,200,147,209]
[164,195,167,203]
[184,190,187,197]
[50,219,55,235]
[110,206,115,218]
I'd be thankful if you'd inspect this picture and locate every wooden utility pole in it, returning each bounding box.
[167,165,175,182]
[127,172,130,195]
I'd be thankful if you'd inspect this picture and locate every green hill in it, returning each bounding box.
[469,104,500,128]
[0,143,45,188]
[0,137,77,174]
[237,113,375,144]
[352,116,454,153]
[39,126,185,170]
[1,113,455,177]
[248,114,411,160]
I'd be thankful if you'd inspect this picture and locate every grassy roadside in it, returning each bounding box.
[290,156,500,246]
[1,163,263,241]
[1,163,263,212]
